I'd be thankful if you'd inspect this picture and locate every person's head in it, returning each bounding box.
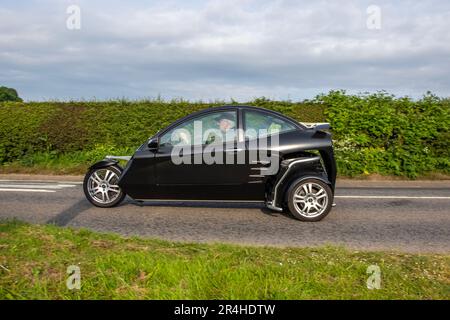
[216,114,235,132]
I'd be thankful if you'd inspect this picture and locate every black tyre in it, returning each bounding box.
[287,178,333,221]
[83,165,126,208]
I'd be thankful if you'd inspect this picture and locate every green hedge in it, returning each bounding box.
[317,91,449,177]
[0,92,448,177]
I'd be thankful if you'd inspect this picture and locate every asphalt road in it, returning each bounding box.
[0,177,449,253]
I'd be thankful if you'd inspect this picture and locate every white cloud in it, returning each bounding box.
[0,0,450,100]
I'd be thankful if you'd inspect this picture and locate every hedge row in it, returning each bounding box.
[319,91,449,177]
[0,92,448,177]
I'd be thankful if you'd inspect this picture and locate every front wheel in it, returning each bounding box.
[287,178,333,221]
[83,166,126,208]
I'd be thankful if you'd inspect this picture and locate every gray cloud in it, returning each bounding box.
[1,0,449,101]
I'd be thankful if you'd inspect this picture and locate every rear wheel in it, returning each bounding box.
[83,166,126,207]
[287,178,332,221]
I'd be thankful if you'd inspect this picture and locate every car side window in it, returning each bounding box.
[244,110,296,140]
[159,111,237,147]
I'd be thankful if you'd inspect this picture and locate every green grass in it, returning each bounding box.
[0,220,449,299]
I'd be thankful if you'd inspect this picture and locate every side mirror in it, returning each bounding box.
[147,138,159,150]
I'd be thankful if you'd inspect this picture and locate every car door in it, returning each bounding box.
[153,110,249,200]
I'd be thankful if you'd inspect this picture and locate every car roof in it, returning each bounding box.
[187,105,302,124]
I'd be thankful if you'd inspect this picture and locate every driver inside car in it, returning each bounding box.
[205,113,236,144]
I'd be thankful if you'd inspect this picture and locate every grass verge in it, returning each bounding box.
[0,220,449,299]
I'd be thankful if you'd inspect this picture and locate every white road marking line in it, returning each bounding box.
[0,188,55,193]
[0,179,82,184]
[0,184,77,189]
[335,195,450,199]
[0,182,448,200]
[58,182,82,185]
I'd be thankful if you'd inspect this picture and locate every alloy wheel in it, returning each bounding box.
[87,168,122,204]
[292,182,329,218]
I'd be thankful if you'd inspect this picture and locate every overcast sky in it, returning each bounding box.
[1,0,449,101]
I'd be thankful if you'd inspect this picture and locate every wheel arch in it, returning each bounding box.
[89,159,122,171]
[265,155,333,210]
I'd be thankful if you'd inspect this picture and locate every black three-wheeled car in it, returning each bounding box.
[84,105,336,221]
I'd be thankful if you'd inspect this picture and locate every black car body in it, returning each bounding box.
[84,105,337,221]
